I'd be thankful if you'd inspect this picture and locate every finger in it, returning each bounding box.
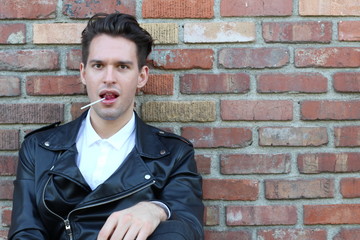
[123,223,142,240]
[97,214,118,240]
[109,214,132,240]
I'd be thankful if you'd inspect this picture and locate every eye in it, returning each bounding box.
[92,63,103,69]
[118,64,130,70]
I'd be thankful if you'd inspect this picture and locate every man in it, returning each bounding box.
[8,13,204,240]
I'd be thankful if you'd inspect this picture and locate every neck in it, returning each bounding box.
[89,110,133,139]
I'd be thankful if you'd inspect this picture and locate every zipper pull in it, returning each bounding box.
[64,219,73,240]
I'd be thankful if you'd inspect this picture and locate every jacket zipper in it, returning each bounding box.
[42,176,156,240]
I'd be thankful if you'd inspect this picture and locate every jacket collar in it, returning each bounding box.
[40,110,169,159]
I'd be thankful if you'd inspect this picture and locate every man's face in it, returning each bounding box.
[80,34,148,123]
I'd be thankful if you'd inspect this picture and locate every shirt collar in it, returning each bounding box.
[83,110,136,150]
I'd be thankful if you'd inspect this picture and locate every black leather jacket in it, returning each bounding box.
[9,111,204,240]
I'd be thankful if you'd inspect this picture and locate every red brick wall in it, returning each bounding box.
[1,0,360,239]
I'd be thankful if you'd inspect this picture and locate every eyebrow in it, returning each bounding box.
[88,60,134,65]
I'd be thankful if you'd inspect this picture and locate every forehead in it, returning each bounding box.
[88,34,138,61]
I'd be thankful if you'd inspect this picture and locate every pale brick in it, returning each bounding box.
[0,76,20,96]
[33,23,86,44]
[141,101,216,122]
[221,0,292,16]
[141,23,178,44]
[300,0,360,16]
[184,22,255,43]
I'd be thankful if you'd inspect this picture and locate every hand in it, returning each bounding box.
[97,201,167,240]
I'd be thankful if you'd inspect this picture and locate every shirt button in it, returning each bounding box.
[44,141,50,147]
[160,150,166,155]
[144,174,151,180]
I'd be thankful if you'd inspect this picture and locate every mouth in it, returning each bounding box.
[99,90,120,103]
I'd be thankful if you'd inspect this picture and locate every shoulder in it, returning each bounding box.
[24,121,62,139]
[156,129,193,147]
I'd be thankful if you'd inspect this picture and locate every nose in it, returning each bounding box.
[103,66,116,84]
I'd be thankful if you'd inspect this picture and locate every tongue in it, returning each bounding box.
[104,94,116,100]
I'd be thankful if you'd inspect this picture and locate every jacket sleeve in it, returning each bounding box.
[156,144,204,240]
[8,137,48,240]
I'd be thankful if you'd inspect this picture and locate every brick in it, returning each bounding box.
[304,204,360,225]
[150,49,214,70]
[184,22,255,43]
[205,230,251,240]
[181,73,250,94]
[195,155,211,175]
[26,75,86,96]
[221,100,293,121]
[141,101,215,122]
[203,179,258,201]
[0,0,56,19]
[0,76,21,96]
[265,178,334,199]
[221,0,292,16]
[226,205,297,226]
[257,229,327,240]
[33,23,86,44]
[0,180,13,200]
[221,154,291,174]
[257,72,327,93]
[298,153,360,173]
[335,126,360,147]
[204,205,219,226]
[141,23,178,45]
[341,178,360,198]
[219,47,289,69]
[0,23,26,44]
[299,0,360,16]
[138,74,173,95]
[0,230,8,239]
[259,127,328,147]
[1,207,11,227]
[62,0,136,18]
[263,21,332,43]
[71,102,88,120]
[142,0,213,18]
[0,130,19,150]
[333,72,360,93]
[67,49,82,70]
[0,50,59,71]
[301,101,360,120]
[0,104,64,124]
[0,155,17,175]
[295,47,360,68]
[334,228,360,240]
[182,127,252,148]
[339,21,360,41]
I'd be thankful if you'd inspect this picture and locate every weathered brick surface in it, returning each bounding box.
[62,0,136,18]
[221,0,292,16]
[338,21,360,41]
[0,76,21,96]
[150,49,214,69]
[304,204,360,225]
[205,230,251,240]
[333,72,360,92]
[138,74,174,95]
[204,205,219,226]
[26,75,85,95]
[259,127,328,146]
[0,180,14,200]
[265,178,334,199]
[263,21,332,43]
[141,101,216,122]
[341,178,360,198]
[33,23,86,44]
[301,101,360,120]
[299,0,360,16]
[219,47,289,69]
[257,229,327,240]
[0,23,26,44]
[203,179,259,200]
[141,23,178,44]
[298,153,360,173]
[226,205,297,225]
[0,0,57,19]
[195,155,211,175]
[1,207,11,227]
[334,126,360,147]
[142,0,213,18]
[184,22,255,43]
[221,154,291,174]
[333,229,360,240]
[295,48,360,68]
[0,155,17,175]
[181,73,250,94]
[182,127,252,148]
[257,72,328,93]
[0,130,19,150]
[67,49,82,70]
[0,50,59,71]
[221,100,293,121]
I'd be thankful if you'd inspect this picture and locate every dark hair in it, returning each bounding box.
[81,13,154,69]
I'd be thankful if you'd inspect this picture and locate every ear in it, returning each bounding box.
[137,65,149,88]
[80,63,86,85]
